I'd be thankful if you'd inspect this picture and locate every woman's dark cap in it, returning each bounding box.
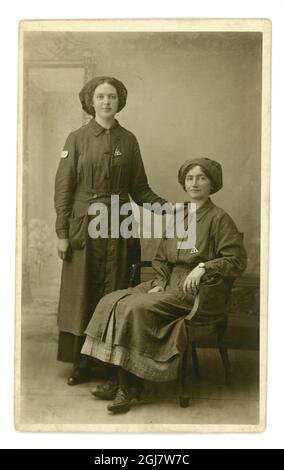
[178,157,223,194]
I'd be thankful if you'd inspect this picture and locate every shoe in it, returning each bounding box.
[107,386,133,414]
[90,381,118,400]
[67,368,90,386]
[107,384,144,414]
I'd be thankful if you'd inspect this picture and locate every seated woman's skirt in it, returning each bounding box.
[81,281,195,382]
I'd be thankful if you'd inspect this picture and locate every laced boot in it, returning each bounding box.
[67,367,91,386]
[107,386,135,414]
[90,380,118,400]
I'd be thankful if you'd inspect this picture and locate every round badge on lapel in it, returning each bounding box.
[60,150,69,159]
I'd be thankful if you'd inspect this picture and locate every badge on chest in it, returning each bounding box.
[114,147,122,157]
[60,150,69,159]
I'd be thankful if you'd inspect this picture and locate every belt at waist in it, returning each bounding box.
[74,190,130,204]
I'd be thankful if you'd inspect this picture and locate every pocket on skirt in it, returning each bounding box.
[68,214,88,249]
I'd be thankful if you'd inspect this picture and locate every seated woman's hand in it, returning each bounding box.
[183,266,206,296]
[148,285,164,293]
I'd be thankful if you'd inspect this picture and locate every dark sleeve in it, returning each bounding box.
[204,212,247,278]
[151,237,171,289]
[129,135,167,207]
[54,132,78,238]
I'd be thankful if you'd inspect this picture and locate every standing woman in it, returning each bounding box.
[54,76,167,385]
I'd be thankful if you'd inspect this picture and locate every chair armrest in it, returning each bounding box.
[132,261,153,269]
[184,292,200,322]
[183,275,236,323]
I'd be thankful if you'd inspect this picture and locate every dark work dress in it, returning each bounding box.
[54,118,166,366]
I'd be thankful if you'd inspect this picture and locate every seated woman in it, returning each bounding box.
[81,157,247,414]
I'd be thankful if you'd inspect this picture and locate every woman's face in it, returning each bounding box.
[184,165,212,200]
[92,83,119,120]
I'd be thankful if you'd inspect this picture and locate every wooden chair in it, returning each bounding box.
[129,261,235,408]
[178,276,235,407]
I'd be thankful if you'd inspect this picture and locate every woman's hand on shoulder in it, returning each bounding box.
[148,285,164,293]
[57,238,70,261]
[183,266,206,295]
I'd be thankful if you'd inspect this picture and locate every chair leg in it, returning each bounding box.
[217,327,231,385]
[178,329,192,408]
[191,341,200,379]
[179,397,190,408]
[178,348,190,407]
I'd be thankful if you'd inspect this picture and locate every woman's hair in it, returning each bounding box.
[178,157,223,194]
[79,76,128,117]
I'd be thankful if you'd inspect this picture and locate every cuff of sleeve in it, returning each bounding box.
[204,261,218,276]
[56,229,69,239]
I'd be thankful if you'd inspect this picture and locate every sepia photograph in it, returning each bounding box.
[15,19,271,432]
